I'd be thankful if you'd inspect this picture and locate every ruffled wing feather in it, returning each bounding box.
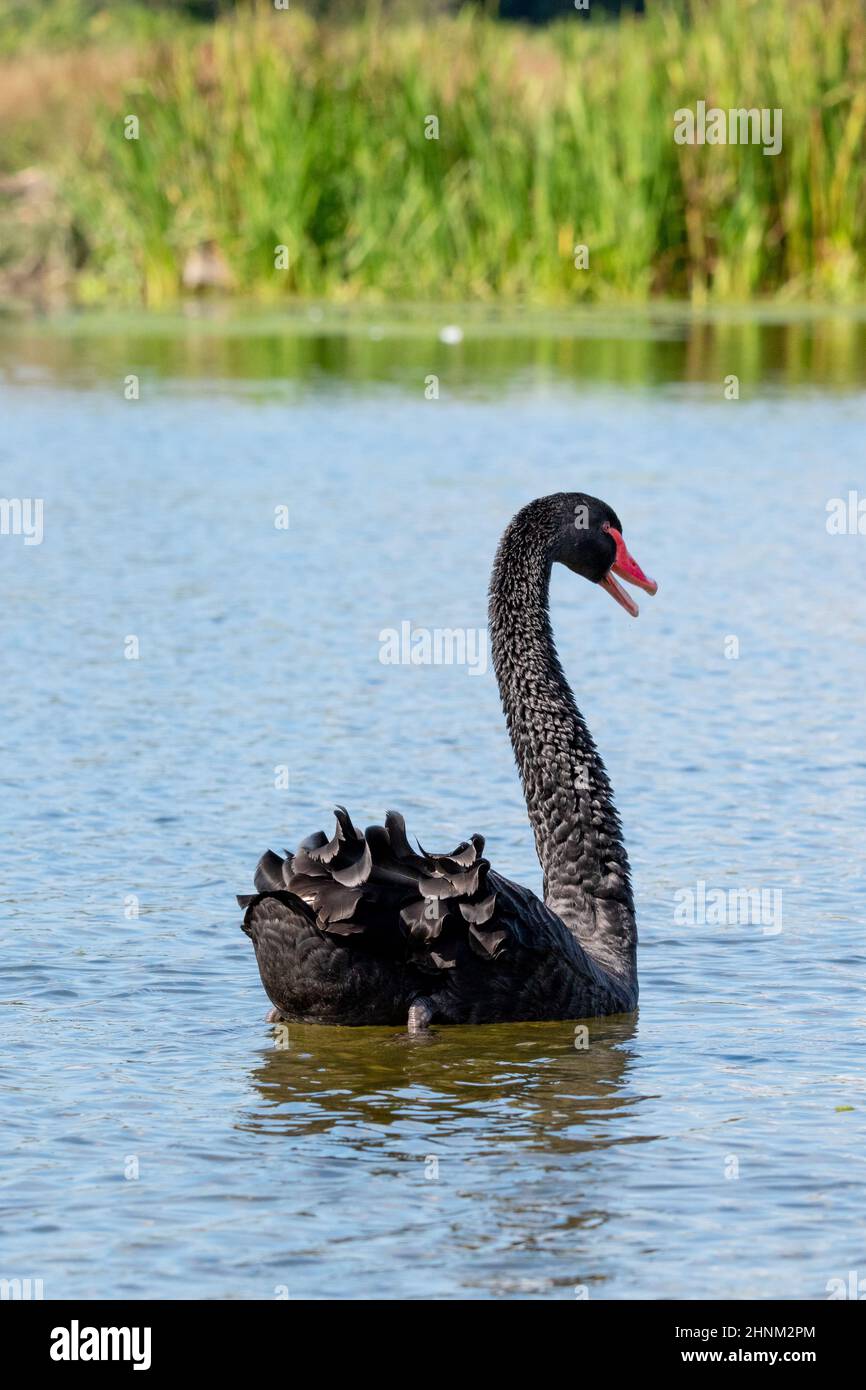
[238,806,531,971]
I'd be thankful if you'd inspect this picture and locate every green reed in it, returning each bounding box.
[37,0,866,304]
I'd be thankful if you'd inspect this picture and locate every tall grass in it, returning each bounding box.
[27,0,866,303]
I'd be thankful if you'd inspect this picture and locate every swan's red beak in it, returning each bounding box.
[598,526,658,617]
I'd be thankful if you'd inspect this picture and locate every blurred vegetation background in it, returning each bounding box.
[0,0,864,310]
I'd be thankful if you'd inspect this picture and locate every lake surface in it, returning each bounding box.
[1,307,865,1300]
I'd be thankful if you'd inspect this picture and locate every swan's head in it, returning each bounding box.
[556,492,657,618]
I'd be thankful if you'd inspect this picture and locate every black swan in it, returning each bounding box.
[239,492,657,1029]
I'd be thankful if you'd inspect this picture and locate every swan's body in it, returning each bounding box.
[239,493,657,1028]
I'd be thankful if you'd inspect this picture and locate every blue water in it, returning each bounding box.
[1,314,865,1299]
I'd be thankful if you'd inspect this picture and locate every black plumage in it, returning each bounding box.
[239,493,655,1027]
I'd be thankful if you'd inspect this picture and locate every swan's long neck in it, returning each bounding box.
[489,509,637,993]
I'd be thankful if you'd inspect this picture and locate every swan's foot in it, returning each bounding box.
[407,997,435,1034]
[266,1006,287,1023]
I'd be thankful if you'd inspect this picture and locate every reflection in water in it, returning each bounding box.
[245,1016,642,1147]
[4,307,866,395]
[241,1018,652,1295]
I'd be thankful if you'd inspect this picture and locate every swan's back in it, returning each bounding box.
[240,806,536,972]
[239,807,630,1025]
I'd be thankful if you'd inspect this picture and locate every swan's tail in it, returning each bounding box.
[238,807,511,971]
